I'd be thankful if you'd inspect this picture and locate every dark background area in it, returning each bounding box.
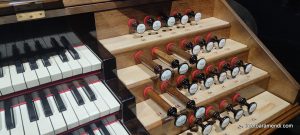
[229,0,300,134]
[232,0,300,81]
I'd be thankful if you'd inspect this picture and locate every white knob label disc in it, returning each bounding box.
[167,17,176,27]
[175,115,187,127]
[205,77,214,88]
[181,15,189,25]
[206,42,214,51]
[195,107,205,118]
[194,12,202,23]
[219,72,227,83]
[196,58,206,70]
[192,45,201,55]
[221,117,230,129]
[249,103,257,113]
[245,63,253,74]
[189,83,198,95]
[231,67,240,77]
[203,124,213,135]
[160,69,172,81]
[136,24,146,34]
[219,39,226,48]
[235,110,244,120]
[152,20,161,31]
[178,63,189,75]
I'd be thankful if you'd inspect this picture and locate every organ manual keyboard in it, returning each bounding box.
[0,76,122,135]
[0,0,300,135]
[0,10,147,134]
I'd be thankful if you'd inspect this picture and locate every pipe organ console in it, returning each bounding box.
[0,0,299,135]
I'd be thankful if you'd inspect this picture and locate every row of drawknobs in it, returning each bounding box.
[135,40,252,94]
[134,34,228,81]
[128,9,202,34]
[144,83,257,135]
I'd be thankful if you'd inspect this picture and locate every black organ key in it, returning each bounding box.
[28,58,38,70]
[78,128,87,135]
[25,94,39,122]
[12,45,25,73]
[0,66,3,78]
[71,130,80,135]
[81,81,96,101]
[35,40,51,67]
[60,36,80,60]
[69,84,85,105]
[96,121,110,135]
[50,37,68,62]
[84,126,95,135]
[66,32,82,45]
[4,99,15,129]
[38,91,53,117]
[24,43,38,70]
[0,52,2,77]
[41,56,51,67]
[51,87,67,112]
[15,61,25,73]
[12,44,20,57]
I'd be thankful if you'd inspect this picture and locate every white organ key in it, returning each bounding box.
[86,77,120,113]
[6,42,26,91]
[86,83,110,117]
[46,92,67,134]
[103,120,117,135]
[9,64,27,91]
[0,44,14,95]
[47,57,63,81]
[74,45,102,71]
[64,32,101,71]
[33,95,55,135]
[10,98,25,135]
[18,96,39,135]
[25,39,51,85]
[42,36,73,79]
[73,50,92,74]
[73,82,100,120]
[57,89,79,129]
[108,121,129,135]
[52,55,73,79]
[62,85,89,125]
[22,62,39,88]
[65,51,82,76]
[35,59,51,84]
[0,66,14,95]
[0,102,10,135]
[50,36,73,79]
[36,38,62,82]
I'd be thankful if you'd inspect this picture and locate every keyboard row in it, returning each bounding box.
[0,32,102,95]
[69,116,129,135]
[0,75,120,135]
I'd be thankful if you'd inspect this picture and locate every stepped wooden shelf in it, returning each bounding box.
[135,66,269,131]
[94,0,300,134]
[180,91,290,135]
[100,17,230,55]
[118,39,248,89]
